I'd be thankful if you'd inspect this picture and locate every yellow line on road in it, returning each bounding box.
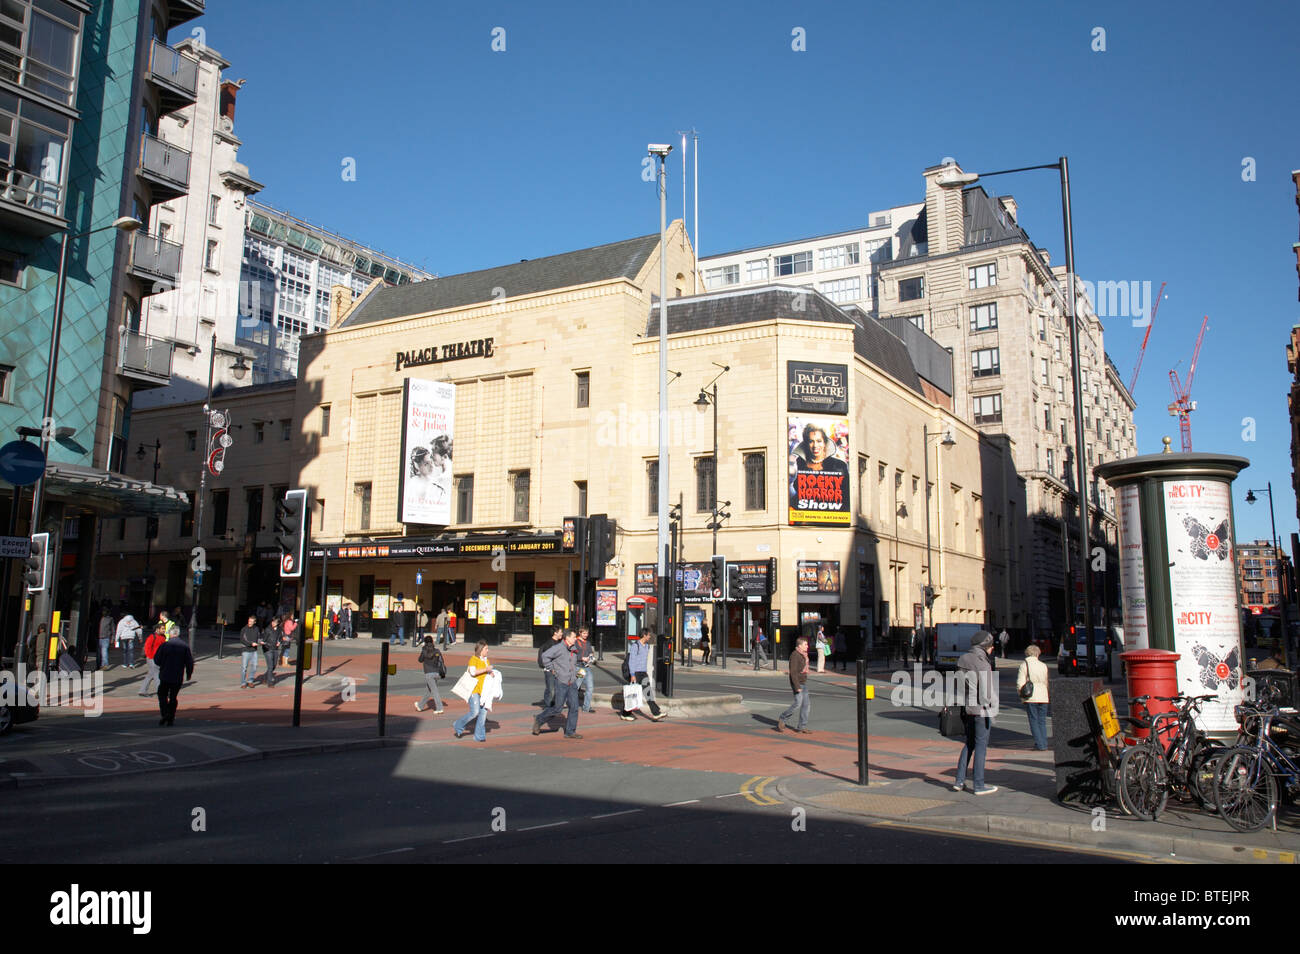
[741,776,781,806]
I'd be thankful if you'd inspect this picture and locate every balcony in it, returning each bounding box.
[119,330,174,388]
[129,231,183,287]
[146,39,199,115]
[138,134,191,202]
[0,164,67,237]
[164,0,206,28]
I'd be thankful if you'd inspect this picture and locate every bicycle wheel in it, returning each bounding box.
[1188,739,1223,812]
[1215,748,1277,833]
[1118,744,1169,821]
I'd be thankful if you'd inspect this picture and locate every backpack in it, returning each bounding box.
[436,650,446,680]
[538,643,549,668]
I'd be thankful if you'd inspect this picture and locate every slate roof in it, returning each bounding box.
[648,287,923,396]
[894,186,1029,259]
[342,233,662,326]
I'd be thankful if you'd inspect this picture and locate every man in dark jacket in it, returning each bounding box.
[536,626,563,707]
[953,630,998,795]
[533,631,582,739]
[239,615,261,687]
[153,632,195,727]
[776,636,811,733]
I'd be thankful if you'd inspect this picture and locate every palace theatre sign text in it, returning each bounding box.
[395,337,495,372]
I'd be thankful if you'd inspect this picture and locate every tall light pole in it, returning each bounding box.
[14,215,141,660]
[1246,484,1292,668]
[137,438,161,584]
[694,362,730,554]
[187,331,249,650]
[649,143,673,632]
[923,424,956,659]
[940,157,1094,668]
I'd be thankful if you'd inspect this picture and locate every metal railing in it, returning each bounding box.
[139,133,191,189]
[147,37,199,99]
[130,230,183,281]
[0,164,64,218]
[120,330,174,381]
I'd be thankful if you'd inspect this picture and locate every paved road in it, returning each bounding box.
[0,743,1130,864]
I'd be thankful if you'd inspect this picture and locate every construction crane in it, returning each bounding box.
[1127,281,1166,396]
[1168,315,1209,452]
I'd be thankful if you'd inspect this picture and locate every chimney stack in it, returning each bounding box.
[219,79,246,125]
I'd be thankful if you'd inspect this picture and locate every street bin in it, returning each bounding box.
[655,632,672,695]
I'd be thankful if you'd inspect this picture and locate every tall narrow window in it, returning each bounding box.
[209,194,221,224]
[179,495,195,537]
[511,470,531,522]
[647,460,659,516]
[576,481,588,517]
[356,482,373,530]
[245,487,263,534]
[455,476,473,524]
[320,404,331,436]
[575,371,590,408]
[744,452,765,511]
[211,489,229,537]
[205,240,219,271]
[695,456,716,513]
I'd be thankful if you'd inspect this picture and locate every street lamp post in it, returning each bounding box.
[14,216,141,661]
[187,332,249,650]
[695,364,730,666]
[923,424,956,662]
[1245,484,1291,668]
[649,143,673,644]
[941,157,1095,668]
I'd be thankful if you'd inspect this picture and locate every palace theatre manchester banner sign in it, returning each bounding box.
[786,361,850,527]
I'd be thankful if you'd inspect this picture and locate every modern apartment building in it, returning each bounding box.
[235,198,433,383]
[0,0,207,655]
[1237,539,1285,614]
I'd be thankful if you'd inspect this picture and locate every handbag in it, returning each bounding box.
[451,670,477,701]
[939,705,965,738]
[622,682,644,711]
[1019,664,1035,700]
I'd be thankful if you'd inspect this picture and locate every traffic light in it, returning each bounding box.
[24,532,48,592]
[727,563,743,601]
[275,489,308,578]
[711,555,726,597]
[923,585,935,608]
[587,514,616,575]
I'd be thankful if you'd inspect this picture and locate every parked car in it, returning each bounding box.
[0,672,40,735]
[1058,625,1121,676]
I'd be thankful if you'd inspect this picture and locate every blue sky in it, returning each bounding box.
[189,0,1299,543]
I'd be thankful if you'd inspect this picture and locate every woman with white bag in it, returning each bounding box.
[451,641,494,742]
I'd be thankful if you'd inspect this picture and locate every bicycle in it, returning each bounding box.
[1117,693,1220,821]
[1213,703,1300,832]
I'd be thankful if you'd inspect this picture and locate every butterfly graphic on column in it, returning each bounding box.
[1182,517,1229,562]
[1192,642,1240,691]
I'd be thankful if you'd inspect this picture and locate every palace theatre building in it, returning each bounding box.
[287,222,1028,650]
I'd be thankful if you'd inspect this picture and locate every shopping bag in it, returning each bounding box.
[451,670,476,702]
[938,705,965,738]
[622,682,644,711]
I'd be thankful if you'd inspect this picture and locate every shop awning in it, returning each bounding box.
[37,463,191,516]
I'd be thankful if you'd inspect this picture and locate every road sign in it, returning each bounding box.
[712,587,722,599]
[416,570,423,585]
[194,571,203,586]
[0,535,30,558]
[0,440,45,487]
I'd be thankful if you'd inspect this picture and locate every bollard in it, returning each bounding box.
[378,642,390,737]
[856,659,870,786]
[292,629,306,727]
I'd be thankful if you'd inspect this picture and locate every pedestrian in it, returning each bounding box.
[953,630,998,795]
[537,626,563,707]
[699,619,711,665]
[533,630,583,739]
[263,616,283,687]
[139,618,167,696]
[999,628,1010,659]
[446,605,457,643]
[415,635,446,713]
[575,627,596,713]
[452,641,494,742]
[96,602,115,670]
[754,624,770,668]
[417,602,429,643]
[618,632,666,722]
[391,592,407,646]
[340,600,354,639]
[903,627,913,667]
[1017,644,1050,750]
[435,605,450,649]
[814,625,830,673]
[115,611,142,668]
[776,636,811,734]
[256,601,272,628]
[153,626,195,727]
[239,615,260,687]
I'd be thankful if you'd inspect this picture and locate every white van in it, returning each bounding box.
[935,623,984,671]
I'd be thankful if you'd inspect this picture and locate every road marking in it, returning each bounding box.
[663,799,699,807]
[591,809,643,819]
[442,833,495,844]
[721,684,788,693]
[181,732,260,753]
[349,846,415,860]
[518,821,569,832]
[741,776,782,806]
[714,792,746,799]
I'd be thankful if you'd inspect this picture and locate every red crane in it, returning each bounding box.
[1167,315,1209,452]
[1127,281,1166,396]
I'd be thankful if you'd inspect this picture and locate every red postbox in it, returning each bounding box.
[1121,649,1181,745]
